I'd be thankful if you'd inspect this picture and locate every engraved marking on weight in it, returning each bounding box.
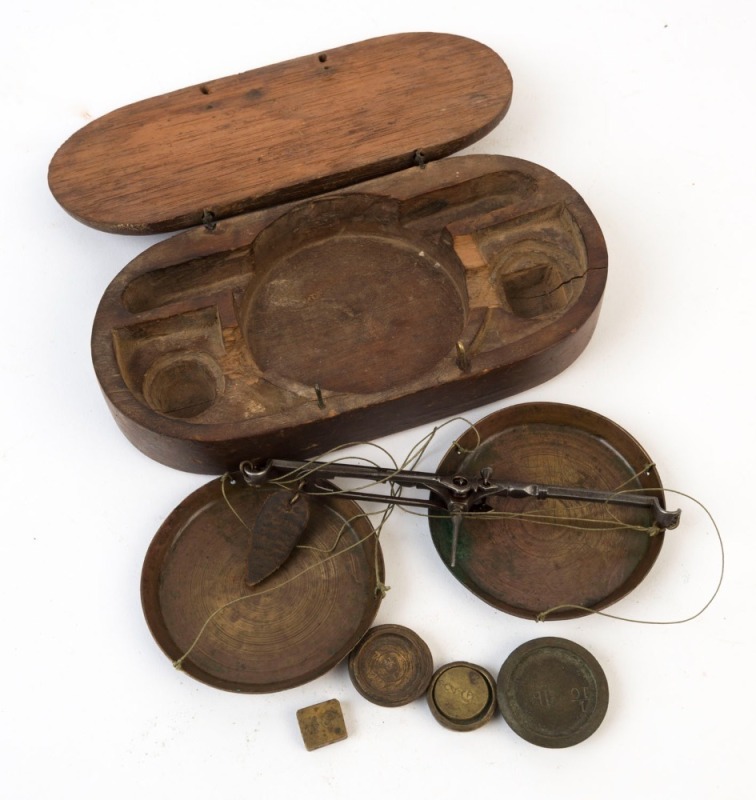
[570,686,591,713]
[533,688,554,708]
[442,681,474,704]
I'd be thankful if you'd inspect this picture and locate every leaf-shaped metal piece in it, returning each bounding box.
[246,491,310,585]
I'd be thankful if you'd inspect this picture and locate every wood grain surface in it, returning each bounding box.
[48,32,512,233]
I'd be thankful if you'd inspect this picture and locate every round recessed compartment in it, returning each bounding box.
[141,477,383,693]
[497,637,609,748]
[427,661,497,731]
[348,624,433,707]
[428,403,668,620]
[494,241,584,319]
[240,194,468,395]
[142,351,224,419]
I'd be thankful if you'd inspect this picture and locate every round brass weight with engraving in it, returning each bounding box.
[427,662,497,731]
[348,624,434,707]
[497,637,609,747]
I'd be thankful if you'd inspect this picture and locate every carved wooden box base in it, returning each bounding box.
[93,154,606,472]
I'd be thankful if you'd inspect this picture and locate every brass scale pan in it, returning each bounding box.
[142,402,670,692]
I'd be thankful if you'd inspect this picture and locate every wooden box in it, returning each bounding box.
[49,32,606,473]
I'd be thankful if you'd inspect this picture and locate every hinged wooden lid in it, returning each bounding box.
[48,33,512,234]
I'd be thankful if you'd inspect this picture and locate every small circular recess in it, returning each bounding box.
[142,351,224,419]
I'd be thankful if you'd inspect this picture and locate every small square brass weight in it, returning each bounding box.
[296,699,348,751]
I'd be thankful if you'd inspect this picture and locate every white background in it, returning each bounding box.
[2,1,753,797]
